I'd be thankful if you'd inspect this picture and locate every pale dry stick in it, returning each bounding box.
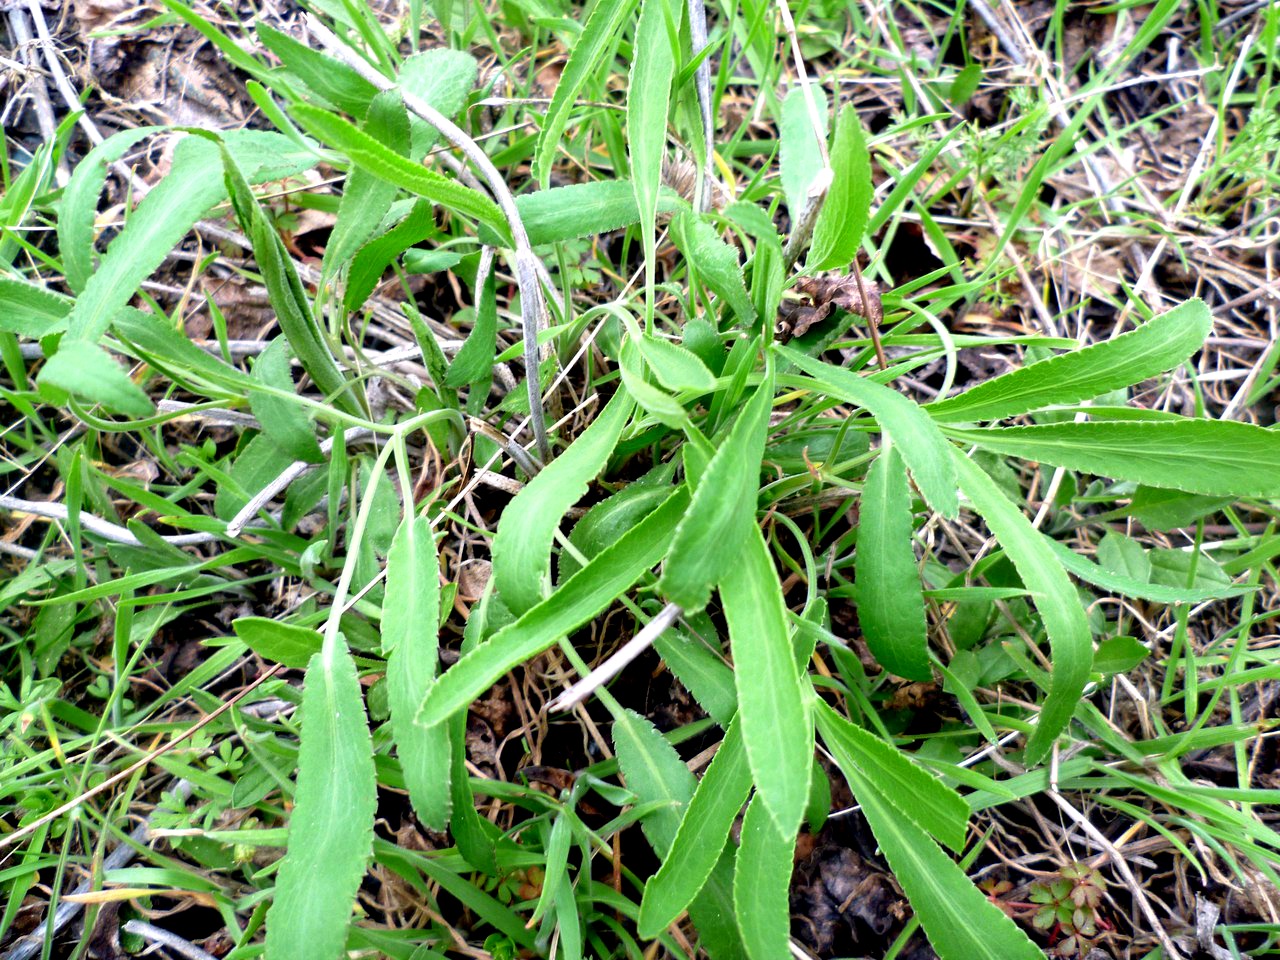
[0,664,284,853]
[546,602,684,712]
[19,0,99,158]
[686,0,716,212]
[121,921,219,960]
[1044,789,1187,960]
[5,6,59,167]
[0,493,253,547]
[306,15,551,462]
[225,426,376,537]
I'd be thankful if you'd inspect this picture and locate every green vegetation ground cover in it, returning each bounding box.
[1,0,1279,957]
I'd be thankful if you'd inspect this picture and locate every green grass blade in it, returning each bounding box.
[777,345,959,518]
[732,795,794,960]
[492,390,634,614]
[383,514,451,829]
[945,418,1280,499]
[658,376,771,612]
[807,104,872,272]
[720,522,813,837]
[952,449,1091,765]
[855,444,931,681]
[534,0,639,188]
[628,0,675,324]
[264,638,376,960]
[814,701,967,851]
[928,298,1212,423]
[639,717,751,938]
[418,486,690,727]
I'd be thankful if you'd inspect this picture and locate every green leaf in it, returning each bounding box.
[927,298,1212,423]
[112,307,252,392]
[218,140,359,417]
[952,449,1091,765]
[733,795,794,960]
[944,418,1280,499]
[673,213,758,326]
[492,390,633,614]
[55,131,316,347]
[290,104,511,241]
[1092,635,1150,674]
[721,523,813,837]
[344,200,437,313]
[777,345,959,518]
[828,743,1042,960]
[639,717,751,938]
[778,84,829,223]
[814,701,967,851]
[231,617,322,669]
[478,180,685,247]
[322,90,410,287]
[637,335,717,392]
[383,515,450,829]
[399,49,477,160]
[59,127,159,294]
[257,23,379,114]
[629,0,675,319]
[0,276,72,337]
[1096,531,1151,583]
[561,464,675,582]
[418,486,690,727]
[613,708,695,854]
[807,104,872,272]
[659,375,771,612]
[249,338,325,464]
[1045,536,1248,604]
[534,0,639,187]
[445,265,497,388]
[264,639,376,960]
[39,341,153,417]
[855,444,931,681]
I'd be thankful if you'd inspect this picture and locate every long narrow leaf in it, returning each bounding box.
[814,701,967,851]
[659,377,771,612]
[946,418,1280,499]
[777,345,958,517]
[855,444,931,680]
[639,717,751,937]
[928,298,1212,423]
[629,0,675,321]
[733,795,794,960]
[534,0,639,187]
[831,751,1042,960]
[264,638,376,960]
[720,523,813,837]
[952,449,1091,764]
[418,486,690,727]
[492,390,633,613]
[383,515,451,829]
